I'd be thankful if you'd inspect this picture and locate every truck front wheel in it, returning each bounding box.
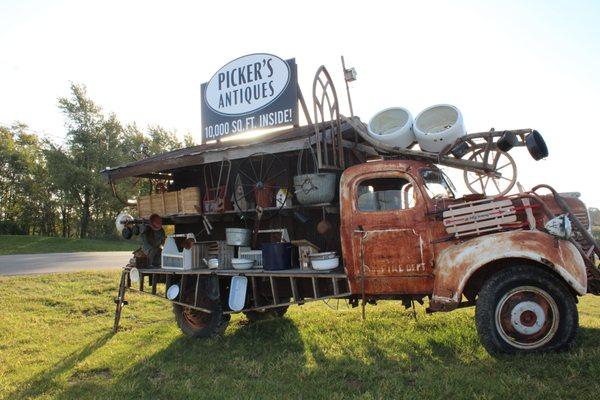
[475,265,578,354]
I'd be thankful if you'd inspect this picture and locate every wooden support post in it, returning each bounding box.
[332,277,339,296]
[290,277,299,302]
[311,277,319,298]
[297,86,312,125]
[139,273,144,292]
[165,275,171,298]
[151,273,157,295]
[251,277,260,307]
[193,275,200,307]
[270,277,278,305]
[180,275,186,299]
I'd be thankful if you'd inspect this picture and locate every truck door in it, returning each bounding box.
[347,171,434,295]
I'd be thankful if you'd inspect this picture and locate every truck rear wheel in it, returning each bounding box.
[475,265,578,354]
[244,306,288,323]
[173,304,230,338]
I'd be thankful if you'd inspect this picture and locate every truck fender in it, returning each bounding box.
[430,230,587,311]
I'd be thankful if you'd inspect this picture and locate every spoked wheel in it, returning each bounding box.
[463,148,517,196]
[476,265,578,354]
[233,152,290,221]
[323,298,351,310]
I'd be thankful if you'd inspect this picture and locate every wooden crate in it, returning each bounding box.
[137,196,153,218]
[163,191,181,215]
[150,193,166,215]
[136,187,201,218]
[178,187,201,214]
[192,240,234,269]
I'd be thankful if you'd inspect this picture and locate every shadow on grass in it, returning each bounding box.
[7,332,113,400]
[9,320,600,399]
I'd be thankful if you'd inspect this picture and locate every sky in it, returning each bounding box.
[1,0,600,205]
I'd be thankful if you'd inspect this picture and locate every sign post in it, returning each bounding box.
[201,53,298,143]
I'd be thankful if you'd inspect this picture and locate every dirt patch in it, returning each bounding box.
[69,367,112,382]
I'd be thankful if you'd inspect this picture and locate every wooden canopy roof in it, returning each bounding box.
[101,119,374,181]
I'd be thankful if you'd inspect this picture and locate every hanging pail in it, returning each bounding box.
[226,228,251,246]
[414,104,466,153]
[294,144,337,205]
[367,107,415,148]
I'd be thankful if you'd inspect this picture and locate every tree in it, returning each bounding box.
[52,83,126,238]
[0,123,57,235]
[2,83,188,239]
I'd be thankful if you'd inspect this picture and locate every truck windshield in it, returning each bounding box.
[420,169,456,199]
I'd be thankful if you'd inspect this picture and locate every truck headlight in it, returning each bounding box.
[545,214,572,240]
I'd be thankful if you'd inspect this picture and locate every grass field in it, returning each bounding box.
[0,235,138,255]
[1,272,600,400]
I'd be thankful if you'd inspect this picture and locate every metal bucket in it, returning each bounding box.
[226,228,251,246]
[293,173,336,205]
[294,143,337,205]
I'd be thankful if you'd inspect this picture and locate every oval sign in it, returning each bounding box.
[204,53,291,116]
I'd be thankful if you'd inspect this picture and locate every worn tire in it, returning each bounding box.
[173,304,230,338]
[244,306,288,323]
[475,265,578,355]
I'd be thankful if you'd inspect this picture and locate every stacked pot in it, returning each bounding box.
[367,104,466,153]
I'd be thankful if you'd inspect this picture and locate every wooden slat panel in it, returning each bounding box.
[446,215,517,234]
[443,206,515,227]
[443,199,513,218]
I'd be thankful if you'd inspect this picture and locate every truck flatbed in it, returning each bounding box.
[114,265,351,329]
[139,267,346,278]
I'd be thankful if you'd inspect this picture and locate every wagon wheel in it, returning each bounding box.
[323,298,351,310]
[233,152,290,221]
[463,148,517,196]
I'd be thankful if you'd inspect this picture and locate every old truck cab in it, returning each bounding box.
[339,159,594,353]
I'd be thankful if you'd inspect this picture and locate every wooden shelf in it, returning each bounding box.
[157,202,338,222]
[205,202,336,216]
[136,267,347,279]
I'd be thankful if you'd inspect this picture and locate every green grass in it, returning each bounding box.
[1,272,600,400]
[0,235,138,255]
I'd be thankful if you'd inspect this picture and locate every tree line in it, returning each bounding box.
[0,83,193,239]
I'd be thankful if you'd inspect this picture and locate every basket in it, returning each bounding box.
[192,240,234,269]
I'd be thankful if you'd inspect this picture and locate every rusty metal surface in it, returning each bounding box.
[340,159,436,296]
[339,159,590,307]
[430,230,587,310]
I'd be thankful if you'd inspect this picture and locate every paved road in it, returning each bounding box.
[0,252,131,275]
